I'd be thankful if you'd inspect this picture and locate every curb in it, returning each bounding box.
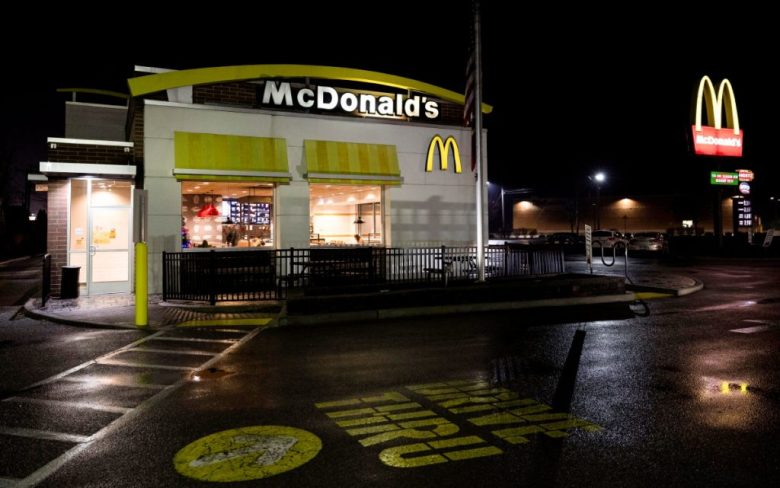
[282,292,637,326]
[159,301,283,314]
[676,278,705,296]
[626,277,704,297]
[22,299,155,330]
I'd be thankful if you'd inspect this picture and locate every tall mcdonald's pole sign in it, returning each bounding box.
[691,76,743,157]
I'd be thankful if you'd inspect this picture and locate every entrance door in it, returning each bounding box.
[68,179,133,295]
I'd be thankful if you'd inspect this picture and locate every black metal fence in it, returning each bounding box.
[162,245,565,303]
[163,250,279,305]
[41,254,51,307]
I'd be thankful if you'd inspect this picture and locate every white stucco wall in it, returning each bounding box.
[143,101,488,292]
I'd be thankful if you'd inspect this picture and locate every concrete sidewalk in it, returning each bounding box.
[565,259,704,297]
[22,266,703,329]
[23,294,283,330]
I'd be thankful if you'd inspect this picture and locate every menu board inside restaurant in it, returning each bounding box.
[226,200,271,224]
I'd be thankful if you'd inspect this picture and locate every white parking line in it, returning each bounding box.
[12,327,262,487]
[730,325,773,334]
[126,347,217,356]
[96,359,196,371]
[5,397,132,415]
[0,476,19,487]
[0,426,90,444]
[59,376,169,390]
[152,336,237,344]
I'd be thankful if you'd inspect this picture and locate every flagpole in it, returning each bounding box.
[473,0,486,281]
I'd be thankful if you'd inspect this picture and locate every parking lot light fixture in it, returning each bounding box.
[587,172,607,229]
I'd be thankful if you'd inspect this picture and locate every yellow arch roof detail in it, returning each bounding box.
[127,64,492,114]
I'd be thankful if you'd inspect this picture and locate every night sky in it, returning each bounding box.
[1,3,777,207]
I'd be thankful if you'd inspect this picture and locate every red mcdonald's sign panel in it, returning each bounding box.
[691,76,743,157]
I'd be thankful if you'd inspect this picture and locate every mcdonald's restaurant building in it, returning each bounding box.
[41,65,490,296]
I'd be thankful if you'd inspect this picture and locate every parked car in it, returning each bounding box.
[628,232,666,252]
[591,229,622,248]
[547,232,580,246]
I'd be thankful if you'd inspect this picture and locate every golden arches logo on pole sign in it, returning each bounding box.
[692,75,743,157]
[425,135,462,173]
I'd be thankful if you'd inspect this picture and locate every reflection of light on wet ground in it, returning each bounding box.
[696,376,756,430]
[719,381,749,395]
[62,332,108,343]
[75,376,109,390]
[698,377,751,399]
[691,301,756,312]
[694,348,754,368]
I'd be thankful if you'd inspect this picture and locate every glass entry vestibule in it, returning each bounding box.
[68,178,133,295]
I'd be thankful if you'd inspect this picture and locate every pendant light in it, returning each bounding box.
[197,192,220,217]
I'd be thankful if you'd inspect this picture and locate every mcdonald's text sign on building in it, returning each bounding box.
[425,135,462,174]
[692,76,743,157]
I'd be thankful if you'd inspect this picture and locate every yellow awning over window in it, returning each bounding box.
[174,132,291,183]
[304,140,402,185]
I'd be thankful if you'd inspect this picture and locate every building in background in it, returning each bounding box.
[508,193,741,236]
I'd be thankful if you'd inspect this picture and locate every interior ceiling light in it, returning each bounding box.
[197,192,220,217]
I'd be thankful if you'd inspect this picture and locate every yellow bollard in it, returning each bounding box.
[135,242,148,328]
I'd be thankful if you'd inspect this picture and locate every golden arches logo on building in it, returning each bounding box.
[425,135,462,174]
[692,75,742,157]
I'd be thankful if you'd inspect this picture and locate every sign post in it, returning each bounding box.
[585,224,593,274]
[763,229,775,248]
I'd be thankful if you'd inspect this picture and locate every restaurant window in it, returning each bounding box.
[181,181,274,249]
[309,184,382,246]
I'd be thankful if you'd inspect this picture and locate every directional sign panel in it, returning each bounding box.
[710,172,739,185]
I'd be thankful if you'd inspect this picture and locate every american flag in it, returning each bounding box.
[464,0,479,172]
[464,43,477,172]
[463,50,476,129]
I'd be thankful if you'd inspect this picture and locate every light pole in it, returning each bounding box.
[588,172,606,229]
[500,187,505,235]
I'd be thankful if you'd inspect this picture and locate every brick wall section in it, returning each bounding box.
[46,180,69,296]
[144,91,168,101]
[194,82,256,107]
[438,101,465,126]
[129,100,145,162]
[48,143,133,165]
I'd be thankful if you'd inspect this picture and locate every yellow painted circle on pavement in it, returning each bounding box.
[174,425,321,482]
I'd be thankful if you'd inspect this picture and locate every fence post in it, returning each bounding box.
[441,244,447,285]
[503,242,508,277]
[289,247,295,288]
[41,254,51,307]
[162,251,168,301]
[209,250,216,306]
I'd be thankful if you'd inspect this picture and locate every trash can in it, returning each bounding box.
[60,265,81,299]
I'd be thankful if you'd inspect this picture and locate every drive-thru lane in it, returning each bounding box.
[4,259,780,487]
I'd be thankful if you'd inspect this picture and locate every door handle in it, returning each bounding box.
[89,245,97,256]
